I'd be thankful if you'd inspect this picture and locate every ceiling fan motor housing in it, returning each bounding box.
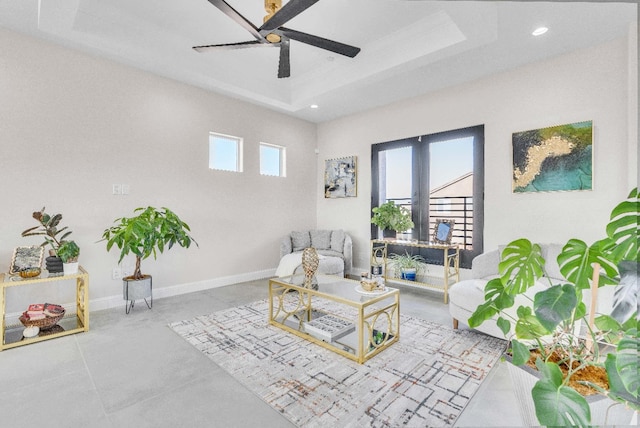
[264,0,282,43]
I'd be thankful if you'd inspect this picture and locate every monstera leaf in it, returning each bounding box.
[499,239,545,294]
[532,359,591,427]
[557,239,617,290]
[468,278,514,328]
[533,284,578,332]
[606,188,640,263]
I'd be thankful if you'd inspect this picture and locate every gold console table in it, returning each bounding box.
[371,239,460,303]
[0,267,89,351]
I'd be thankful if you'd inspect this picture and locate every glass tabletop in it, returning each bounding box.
[272,274,398,304]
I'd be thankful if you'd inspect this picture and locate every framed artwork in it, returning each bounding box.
[512,120,593,193]
[9,246,44,274]
[324,156,357,198]
[432,219,455,245]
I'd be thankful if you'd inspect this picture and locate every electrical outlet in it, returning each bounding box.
[112,267,122,280]
[121,184,130,195]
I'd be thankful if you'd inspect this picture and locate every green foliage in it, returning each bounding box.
[21,207,72,252]
[510,339,530,366]
[101,206,198,280]
[606,188,639,262]
[371,201,414,232]
[514,306,549,340]
[533,284,577,332]
[467,278,513,328]
[532,358,591,427]
[388,251,425,270]
[468,188,640,426]
[57,240,80,263]
[498,239,545,294]
[558,239,617,289]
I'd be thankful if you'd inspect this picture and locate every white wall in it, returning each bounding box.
[316,34,638,273]
[0,28,317,312]
[1,25,636,313]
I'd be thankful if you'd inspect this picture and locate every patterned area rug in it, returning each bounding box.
[169,300,505,427]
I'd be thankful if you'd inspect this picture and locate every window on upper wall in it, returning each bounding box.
[260,142,286,177]
[371,125,484,268]
[209,132,243,172]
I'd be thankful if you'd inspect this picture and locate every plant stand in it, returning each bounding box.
[123,275,152,314]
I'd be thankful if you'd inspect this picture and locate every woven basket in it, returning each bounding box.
[19,311,65,330]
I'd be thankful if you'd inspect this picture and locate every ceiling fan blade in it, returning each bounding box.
[279,27,360,58]
[193,40,270,52]
[206,0,264,41]
[278,37,291,78]
[260,0,320,33]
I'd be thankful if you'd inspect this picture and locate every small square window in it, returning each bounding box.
[209,132,243,172]
[260,143,286,177]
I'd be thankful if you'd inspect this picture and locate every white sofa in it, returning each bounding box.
[277,230,353,278]
[448,244,565,339]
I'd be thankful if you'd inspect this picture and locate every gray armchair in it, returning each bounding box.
[278,230,353,277]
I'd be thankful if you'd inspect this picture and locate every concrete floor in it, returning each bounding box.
[0,279,524,427]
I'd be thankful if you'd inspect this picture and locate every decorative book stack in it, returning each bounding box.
[304,315,355,342]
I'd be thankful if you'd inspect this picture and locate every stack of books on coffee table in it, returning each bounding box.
[304,314,355,342]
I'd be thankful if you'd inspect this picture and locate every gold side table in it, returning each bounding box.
[0,266,89,351]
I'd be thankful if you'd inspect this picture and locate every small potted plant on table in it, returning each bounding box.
[57,240,80,275]
[371,201,414,239]
[21,207,72,273]
[388,251,426,281]
[101,206,198,314]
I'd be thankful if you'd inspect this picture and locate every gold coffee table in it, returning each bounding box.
[268,274,400,364]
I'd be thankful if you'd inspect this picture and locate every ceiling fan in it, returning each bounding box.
[193,0,361,78]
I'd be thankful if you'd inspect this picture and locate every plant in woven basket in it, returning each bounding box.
[101,206,198,280]
[469,188,639,426]
[21,207,72,254]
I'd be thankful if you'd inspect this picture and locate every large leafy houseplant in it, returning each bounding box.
[101,206,198,280]
[371,201,414,235]
[469,188,639,427]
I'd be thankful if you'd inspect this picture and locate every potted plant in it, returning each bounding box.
[371,201,414,239]
[57,240,80,275]
[468,188,639,427]
[101,206,198,313]
[21,207,72,273]
[388,251,427,281]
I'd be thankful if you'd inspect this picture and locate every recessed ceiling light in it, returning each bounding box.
[532,27,548,36]
[310,104,319,109]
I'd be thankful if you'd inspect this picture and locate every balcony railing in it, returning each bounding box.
[386,196,474,249]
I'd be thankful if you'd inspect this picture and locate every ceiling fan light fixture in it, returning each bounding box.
[266,33,281,43]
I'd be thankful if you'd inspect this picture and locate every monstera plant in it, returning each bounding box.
[469,188,639,427]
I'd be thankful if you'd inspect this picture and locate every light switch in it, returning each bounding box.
[112,184,122,195]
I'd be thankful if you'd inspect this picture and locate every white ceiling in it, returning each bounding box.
[0,1,636,122]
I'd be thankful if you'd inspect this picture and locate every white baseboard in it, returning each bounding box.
[6,268,276,325]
